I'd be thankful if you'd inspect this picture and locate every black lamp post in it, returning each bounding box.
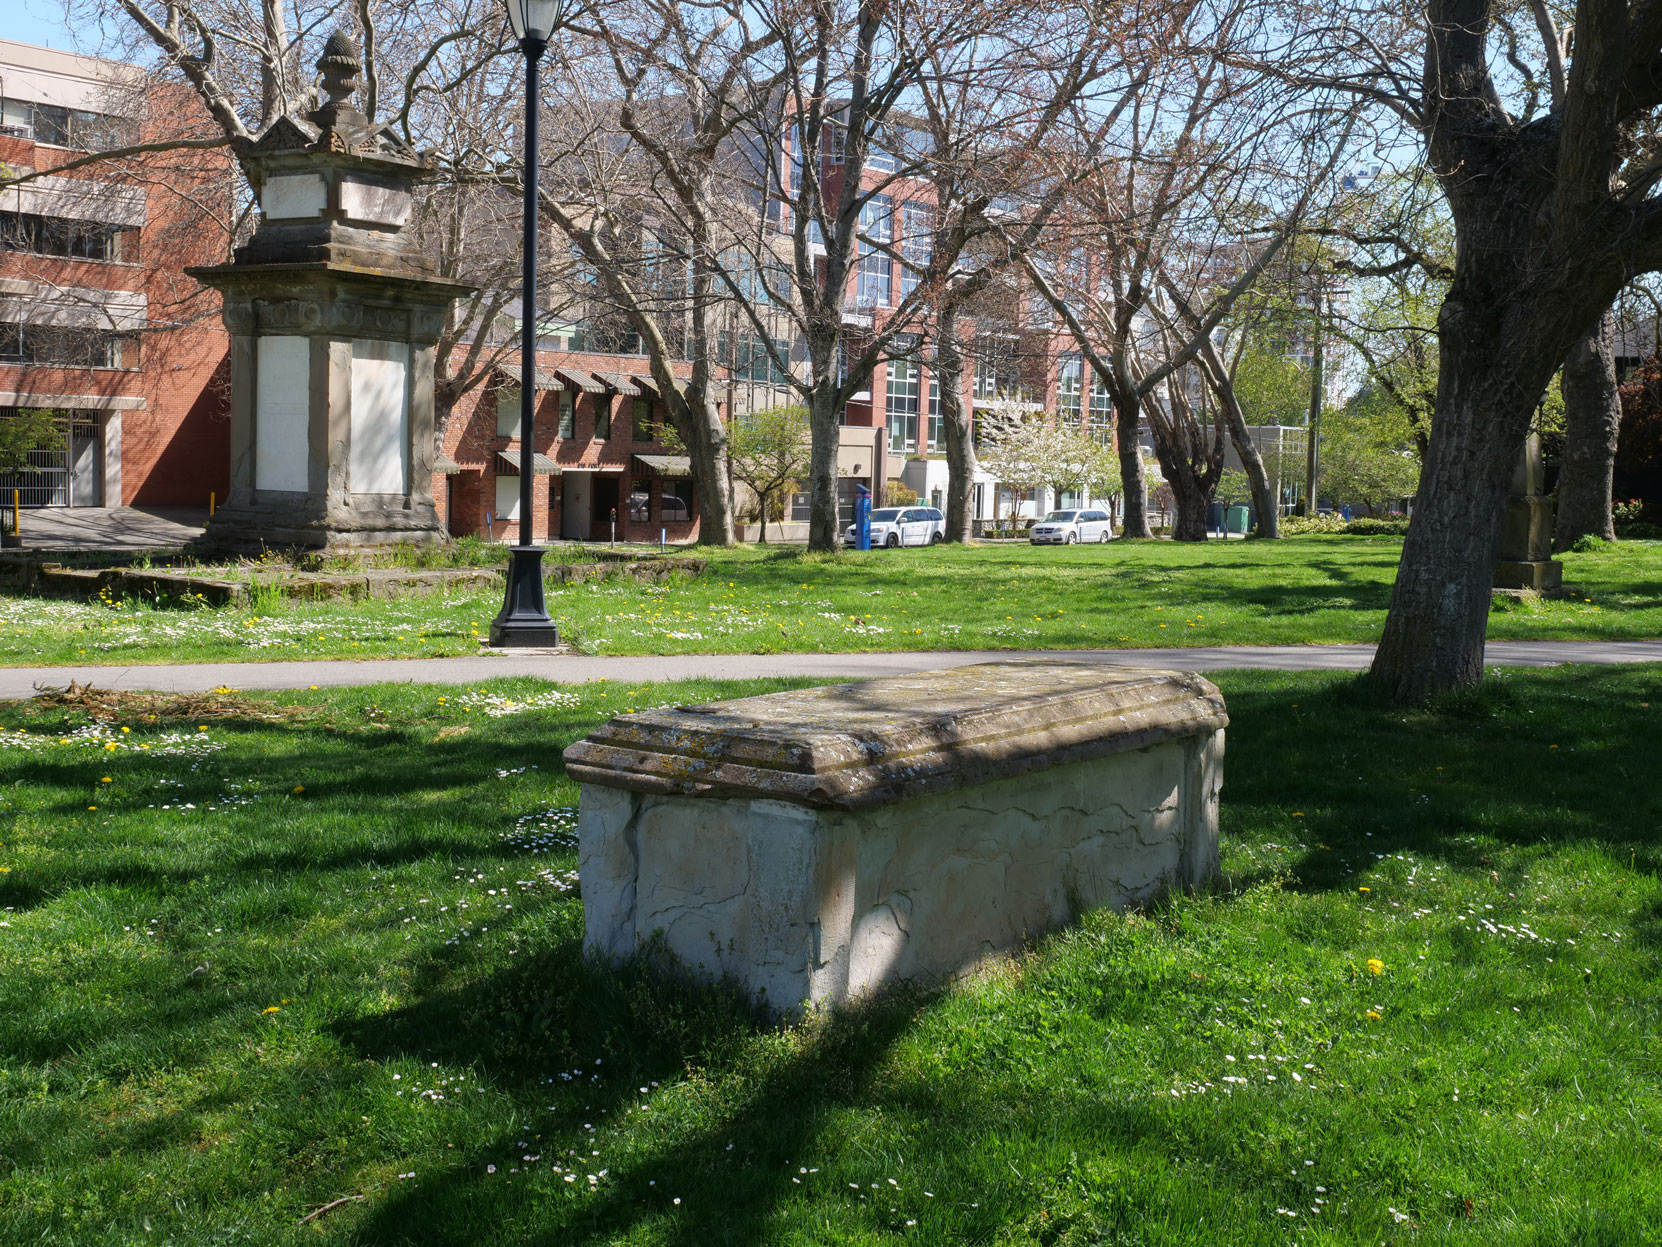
[490,0,564,647]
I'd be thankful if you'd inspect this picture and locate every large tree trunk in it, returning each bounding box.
[806,387,844,550]
[1169,474,1211,541]
[1554,313,1620,549]
[1114,396,1151,537]
[936,308,976,542]
[679,385,736,546]
[1370,326,1527,702]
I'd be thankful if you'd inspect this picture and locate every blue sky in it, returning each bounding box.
[7,1,77,51]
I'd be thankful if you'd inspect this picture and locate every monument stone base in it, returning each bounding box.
[566,661,1227,1015]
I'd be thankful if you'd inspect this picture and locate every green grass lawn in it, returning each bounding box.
[4,536,1661,667]
[2,667,1659,1244]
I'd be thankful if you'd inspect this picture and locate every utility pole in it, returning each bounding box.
[1304,280,1324,514]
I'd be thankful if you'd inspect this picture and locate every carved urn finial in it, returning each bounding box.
[316,30,362,108]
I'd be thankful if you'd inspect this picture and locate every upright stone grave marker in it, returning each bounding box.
[1495,432,1564,592]
[189,32,474,550]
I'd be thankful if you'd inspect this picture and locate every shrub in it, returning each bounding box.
[1281,513,1349,535]
[1616,520,1662,539]
[1343,518,1411,536]
[1570,533,1612,553]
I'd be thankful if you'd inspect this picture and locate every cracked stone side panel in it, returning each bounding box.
[1177,729,1224,889]
[578,783,640,961]
[808,812,859,1007]
[842,740,1198,991]
[603,795,825,1009]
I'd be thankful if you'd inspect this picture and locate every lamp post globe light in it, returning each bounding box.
[490,0,566,646]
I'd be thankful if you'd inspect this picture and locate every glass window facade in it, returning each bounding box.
[900,201,933,299]
[886,354,919,453]
[1057,353,1082,428]
[856,193,893,307]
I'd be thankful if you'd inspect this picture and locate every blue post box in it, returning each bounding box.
[855,484,872,551]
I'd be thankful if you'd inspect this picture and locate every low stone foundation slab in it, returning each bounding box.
[566,660,1227,1015]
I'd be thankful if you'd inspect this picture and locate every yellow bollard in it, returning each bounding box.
[209,491,215,516]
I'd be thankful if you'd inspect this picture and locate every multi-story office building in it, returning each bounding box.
[0,37,231,511]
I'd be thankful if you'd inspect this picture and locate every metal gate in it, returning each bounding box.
[0,417,100,507]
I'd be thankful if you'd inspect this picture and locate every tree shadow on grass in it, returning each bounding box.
[1214,664,1662,896]
[334,940,931,1247]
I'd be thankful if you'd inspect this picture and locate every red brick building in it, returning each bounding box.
[1,37,231,510]
[435,349,704,544]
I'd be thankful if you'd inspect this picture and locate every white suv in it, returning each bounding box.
[846,506,946,547]
[1029,509,1113,545]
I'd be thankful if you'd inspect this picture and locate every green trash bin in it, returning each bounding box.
[1226,505,1250,535]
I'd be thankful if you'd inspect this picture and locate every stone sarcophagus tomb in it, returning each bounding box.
[188,32,474,550]
[566,660,1227,1015]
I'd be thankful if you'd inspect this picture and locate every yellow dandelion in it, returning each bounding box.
[262,1006,281,1014]
[87,805,97,811]
[1367,958,1385,975]
[1358,886,1371,893]
[1365,1010,1382,1021]
[292,785,305,794]
[196,725,208,732]
[100,777,112,783]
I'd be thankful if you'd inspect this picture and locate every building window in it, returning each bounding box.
[886,354,919,454]
[629,480,650,521]
[927,378,942,453]
[496,386,521,437]
[1089,372,1113,446]
[558,390,575,439]
[1057,353,1082,428]
[856,193,892,307]
[0,98,133,149]
[789,490,811,522]
[632,398,655,441]
[1,212,129,261]
[722,333,793,385]
[0,322,132,368]
[900,202,933,299]
[594,394,612,440]
[661,478,695,521]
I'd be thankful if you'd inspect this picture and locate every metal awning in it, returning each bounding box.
[495,448,560,474]
[593,371,642,397]
[633,453,692,477]
[553,366,605,393]
[434,453,462,474]
[629,373,661,397]
[534,368,563,391]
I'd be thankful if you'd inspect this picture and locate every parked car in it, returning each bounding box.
[1029,509,1113,545]
[845,506,946,547]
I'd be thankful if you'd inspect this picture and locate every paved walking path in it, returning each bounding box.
[8,506,210,551]
[3,640,1660,700]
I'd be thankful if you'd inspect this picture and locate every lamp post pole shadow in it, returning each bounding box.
[490,0,564,647]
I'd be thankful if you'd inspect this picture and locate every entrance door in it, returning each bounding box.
[592,475,620,540]
[562,471,593,540]
[70,426,102,506]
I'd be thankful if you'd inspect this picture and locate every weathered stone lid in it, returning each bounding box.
[563,660,1227,810]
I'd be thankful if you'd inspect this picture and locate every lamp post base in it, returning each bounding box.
[489,545,560,647]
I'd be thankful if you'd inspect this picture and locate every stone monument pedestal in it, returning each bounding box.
[565,660,1228,1016]
[1495,433,1563,592]
[187,33,473,551]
